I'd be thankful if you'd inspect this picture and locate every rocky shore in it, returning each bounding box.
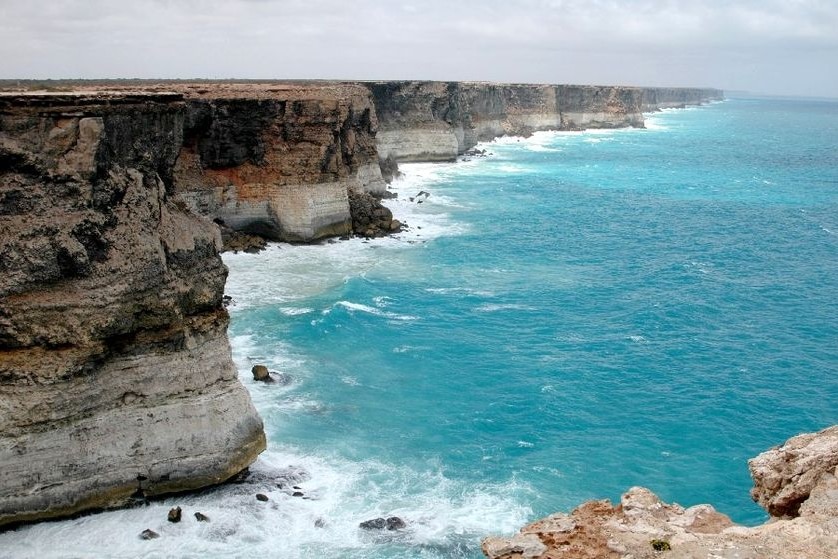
[482,426,838,559]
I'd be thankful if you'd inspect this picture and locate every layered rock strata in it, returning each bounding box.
[171,84,387,242]
[364,81,723,162]
[482,425,838,559]
[0,91,266,527]
[641,87,724,111]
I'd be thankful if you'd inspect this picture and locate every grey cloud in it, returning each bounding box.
[0,0,836,96]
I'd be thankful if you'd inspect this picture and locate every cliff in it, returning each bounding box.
[0,91,266,528]
[641,87,724,111]
[171,83,386,242]
[364,81,722,162]
[482,425,838,559]
[14,81,718,244]
[0,80,723,528]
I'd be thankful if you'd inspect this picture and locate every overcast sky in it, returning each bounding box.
[1,0,837,97]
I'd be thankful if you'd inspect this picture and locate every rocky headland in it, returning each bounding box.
[0,80,722,528]
[482,425,838,559]
[0,90,266,527]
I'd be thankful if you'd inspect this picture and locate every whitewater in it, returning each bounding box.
[1,97,836,558]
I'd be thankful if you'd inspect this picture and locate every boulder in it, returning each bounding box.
[360,517,386,530]
[749,425,838,518]
[348,190,401,239]
[251,365,274,383]
[140,529,160,540]
[167,506,182,523]
[256,493,269,502]
[359,516,406,531]
[194,512,210,522]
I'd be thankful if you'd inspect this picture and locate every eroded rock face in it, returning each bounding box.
[0,92,266,528]
[172,84,387,242]
[749,425,838,518]
[641,87,724,111]
[365,81,722,162]
[483,426,838,559]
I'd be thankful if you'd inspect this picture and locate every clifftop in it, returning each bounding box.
[482,426,838,559]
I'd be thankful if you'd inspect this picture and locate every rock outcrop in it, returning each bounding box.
[0,91,266,528]
[172,83,387,242]
[364,81,722,162]
[482,425,838,559]
[749,425,838,518]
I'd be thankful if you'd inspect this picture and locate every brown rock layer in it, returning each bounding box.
[172,84,387,242]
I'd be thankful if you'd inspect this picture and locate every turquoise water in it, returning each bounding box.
[222,98,838,557]
[1,98,836,558]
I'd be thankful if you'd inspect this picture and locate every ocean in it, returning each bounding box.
[2,97,837,558]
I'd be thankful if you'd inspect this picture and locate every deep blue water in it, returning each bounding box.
[2,98,835,558]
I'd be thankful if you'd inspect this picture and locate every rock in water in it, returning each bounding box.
[251,365,274,383]
[359,517,387,530]
[140,529,159,540]
[348,190,400,238]
[256,493,269,502]
[167,506,182,523]
[359,516,406,531]
[194,512,209,522]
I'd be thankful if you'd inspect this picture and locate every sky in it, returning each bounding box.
[1,0,837,97]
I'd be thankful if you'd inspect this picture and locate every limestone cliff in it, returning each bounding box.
[0,91,266,528]
[172,84,386,242]
[364,81,722,162]
[0,81,722,246]
[482,425,838,559]
[641,87,725,111]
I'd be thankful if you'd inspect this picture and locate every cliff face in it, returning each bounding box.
[0,81,722,246]
[172,84,386,242]
[365,81,721,162]
[641,87,725,111]
[0,92,266,527]
[165,81,720,240]
[482,426,838,559]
